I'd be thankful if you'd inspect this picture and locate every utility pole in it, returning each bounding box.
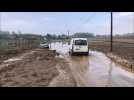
[67,30,69,38]
[0,12,1,32]
[133,12,134,34]
[110,12,113,52]
[65,23,70,39]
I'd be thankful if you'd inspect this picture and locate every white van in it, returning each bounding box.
[69,38,89,55]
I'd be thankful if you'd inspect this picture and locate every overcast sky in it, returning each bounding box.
[1,12,134,35]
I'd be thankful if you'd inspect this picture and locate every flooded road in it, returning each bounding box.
[50,42,134,87]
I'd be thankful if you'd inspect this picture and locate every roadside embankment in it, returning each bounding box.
[89,41,134,71]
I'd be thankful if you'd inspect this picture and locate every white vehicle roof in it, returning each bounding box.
[71,38,87,41]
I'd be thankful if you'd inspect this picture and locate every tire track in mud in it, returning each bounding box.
[48,57,77,87]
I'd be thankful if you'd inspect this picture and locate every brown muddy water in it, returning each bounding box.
[50,42,134,87]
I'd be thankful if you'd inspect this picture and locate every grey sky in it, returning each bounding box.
[1,12,134,35]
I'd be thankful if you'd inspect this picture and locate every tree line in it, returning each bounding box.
[0,31,44,41]
[44,32,95,40]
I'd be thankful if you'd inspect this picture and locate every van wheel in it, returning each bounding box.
[85,52,89,56]
[69,50,73,56]
[71,50,74,56]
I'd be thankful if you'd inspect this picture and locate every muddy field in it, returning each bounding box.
[0,50,20,63]
[0,48,60,87]
[0,49,30,64]
[89,39,134,68]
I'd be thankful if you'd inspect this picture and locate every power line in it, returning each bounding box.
[82,13,97,25]
[79,13,96,24]
[64,13,96,36]
[75,13,97,31]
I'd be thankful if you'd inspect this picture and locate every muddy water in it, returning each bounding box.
[50,42,134,87]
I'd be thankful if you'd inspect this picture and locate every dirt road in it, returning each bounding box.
[50,42,134,87]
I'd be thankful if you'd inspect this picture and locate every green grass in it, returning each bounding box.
[0,40,9,50]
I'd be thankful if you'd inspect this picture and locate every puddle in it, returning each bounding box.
[50,42,134,87]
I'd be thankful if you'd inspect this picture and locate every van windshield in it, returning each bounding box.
[75,40,87,45]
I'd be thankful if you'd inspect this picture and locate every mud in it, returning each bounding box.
[0,48,59,87]
[49,58,77,87]
[1,41,134,87]
[107,53,134,71]
[0,49,30,62]
[89,40,134,71]
[50,42,134,87]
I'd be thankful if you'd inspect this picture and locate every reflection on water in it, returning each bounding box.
[70,56,89,73]
[50,42,134,87]
[106,60,113,87]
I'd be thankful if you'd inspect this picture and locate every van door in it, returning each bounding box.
[73,40,88,52]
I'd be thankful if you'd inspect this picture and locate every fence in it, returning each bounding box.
[0,38,41,55]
